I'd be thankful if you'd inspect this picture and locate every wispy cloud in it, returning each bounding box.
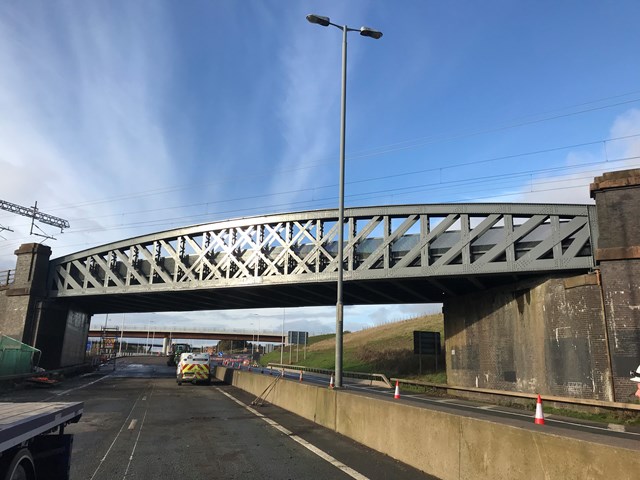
[470,108,640,205]
[0,2,179,262]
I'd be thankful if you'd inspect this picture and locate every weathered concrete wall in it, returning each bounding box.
[443,274,614,400]
[216,367,640,480]
[591,169,640,402]
[34,302,90,368]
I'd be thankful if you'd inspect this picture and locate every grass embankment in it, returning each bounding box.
[259,314,446,383]
[258,314,640,426]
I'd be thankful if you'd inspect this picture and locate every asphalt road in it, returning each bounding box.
[0,357,434,480]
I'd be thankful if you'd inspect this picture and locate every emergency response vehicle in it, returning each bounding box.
[176,352,211,385]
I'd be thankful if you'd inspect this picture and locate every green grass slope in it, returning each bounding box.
[260,313,445,381]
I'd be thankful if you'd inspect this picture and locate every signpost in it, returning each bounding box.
[413,331,441,375]
[287,331,309,362]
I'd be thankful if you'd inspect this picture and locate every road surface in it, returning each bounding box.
[0,356,434,480]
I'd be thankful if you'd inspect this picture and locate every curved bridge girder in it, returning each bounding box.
[48,204,597,313]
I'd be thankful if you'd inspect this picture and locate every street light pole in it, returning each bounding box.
[118,313,124,356]
[251,325,255,357]
[306,13,382,388]
[281,309,285,365]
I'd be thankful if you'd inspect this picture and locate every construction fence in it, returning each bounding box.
[0,334,41,376]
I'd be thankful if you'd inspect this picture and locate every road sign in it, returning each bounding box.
[413,331,441,355]
[288,331,308,345]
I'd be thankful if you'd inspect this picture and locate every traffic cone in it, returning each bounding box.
[394,380,401,399]
[534,394,545,425]
[329,374,334,389]
[299,370,303,382]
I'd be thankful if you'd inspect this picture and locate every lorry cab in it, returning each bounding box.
[167,343,192,366]
[176,353,211,385]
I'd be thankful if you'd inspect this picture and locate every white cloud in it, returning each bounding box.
[475,108,640,205]
[0,3,181,265]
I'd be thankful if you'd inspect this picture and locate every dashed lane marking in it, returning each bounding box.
[216,387,370,480]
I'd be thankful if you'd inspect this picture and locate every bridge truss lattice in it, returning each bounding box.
[48,204,597,312]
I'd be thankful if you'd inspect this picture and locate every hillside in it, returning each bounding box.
[261,313,445,380]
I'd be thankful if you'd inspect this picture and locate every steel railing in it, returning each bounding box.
[0,269,14,287]
[268,363,391,388]
[391,377,640,412]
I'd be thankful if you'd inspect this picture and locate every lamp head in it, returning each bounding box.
[306,14,330,27]
[360,27,383,39]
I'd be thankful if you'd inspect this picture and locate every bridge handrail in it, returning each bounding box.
[89,326,284,335]
[390,377,640,412]
[0,269,14,287]
[268,362,391,388]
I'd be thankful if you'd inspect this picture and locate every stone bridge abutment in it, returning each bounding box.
[444,169,640,402]
[0,243,90,369]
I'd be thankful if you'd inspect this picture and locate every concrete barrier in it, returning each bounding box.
[214,367,640,480]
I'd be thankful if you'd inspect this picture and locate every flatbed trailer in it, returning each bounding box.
[0,402,83,480]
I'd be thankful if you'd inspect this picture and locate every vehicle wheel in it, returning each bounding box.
[3,449,35,480]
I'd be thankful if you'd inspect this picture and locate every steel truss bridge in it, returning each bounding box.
[48,204,598,313]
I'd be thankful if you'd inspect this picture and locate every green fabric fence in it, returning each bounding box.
[0,335,41,376]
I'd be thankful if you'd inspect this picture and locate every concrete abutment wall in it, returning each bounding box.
[443,168,640,403]
[443,273,615,400]
[216,367,640,480]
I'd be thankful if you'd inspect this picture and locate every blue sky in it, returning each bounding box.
[1,1,639,338]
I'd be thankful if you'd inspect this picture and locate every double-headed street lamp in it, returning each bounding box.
[306,14,382,388]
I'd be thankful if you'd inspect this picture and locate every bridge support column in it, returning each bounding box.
[443,274,614,401]
[591,168,640,401]
[163,337,170,355]
[0,243,91,369]
[0,243,52,346]
[33,301,91,369]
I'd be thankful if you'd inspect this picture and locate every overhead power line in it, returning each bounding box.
[0,199,70,240]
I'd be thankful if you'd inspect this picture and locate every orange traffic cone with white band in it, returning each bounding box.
[329,374,334,389]
[394,380,401,399]
[534,394,545,425]
[299,370,303,382]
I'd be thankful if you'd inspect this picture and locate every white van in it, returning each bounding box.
[176,352,211,385]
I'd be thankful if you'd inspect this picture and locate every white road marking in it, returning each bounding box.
[89,389,148,480]
[123,409,149,479]
[216,388,370,480]
[128,419,138,430]
[48,374,112,399]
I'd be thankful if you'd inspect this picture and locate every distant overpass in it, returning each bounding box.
[87,327,283,343]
